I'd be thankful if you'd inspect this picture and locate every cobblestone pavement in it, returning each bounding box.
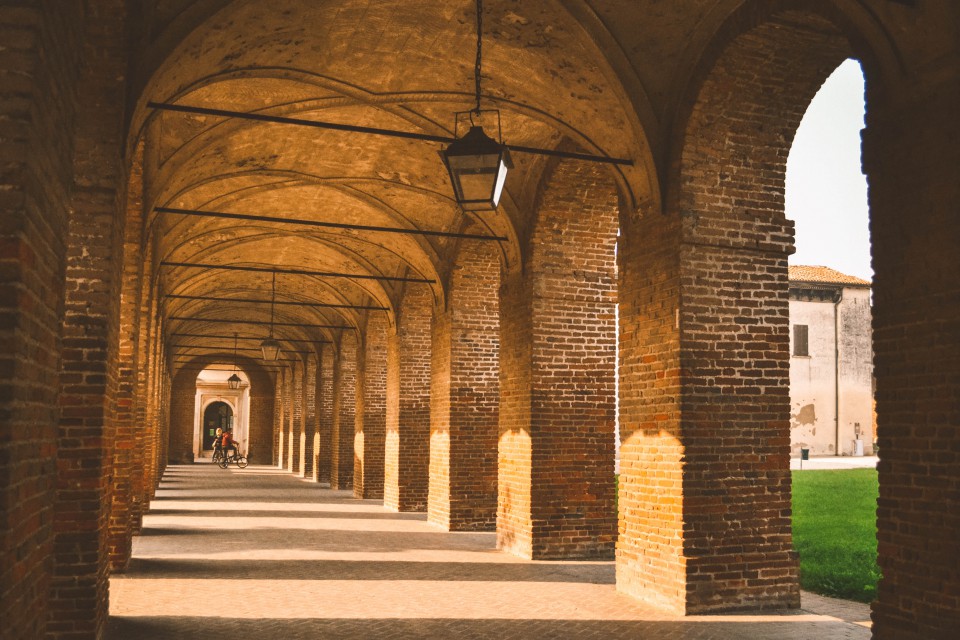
[107,465,872,639]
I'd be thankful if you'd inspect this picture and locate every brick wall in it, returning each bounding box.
[168,365,201,463]
[384,283,432,511]
[274,370,284,467]
[247,364,275,465]
[866,72,960,640]
[331,332,356,489]
[0,4,82,635]
[497,160,618,560]
[355,314,388,499]
[429,240,500,530]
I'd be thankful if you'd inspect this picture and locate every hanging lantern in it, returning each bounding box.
[260,337,281,361]
[227,373,242,390]
[442,125,512,211]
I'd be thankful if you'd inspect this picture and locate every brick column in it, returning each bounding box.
[275,369,286,467]
[429,240,500,530]
[355,314,388,499]
[866,73,960,640]
[331,333,357,489]
[385,284,432,511]
[109,146,145,569]
[247,363,275,465]
[287,359,303,474]
[497,163,618,559]
[302,354,317,478]
[50,1,129,635]
[315,343,335,483]
[0,5,80,634]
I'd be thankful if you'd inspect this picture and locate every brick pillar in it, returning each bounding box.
[0,5,80,635]
[385,284,432,511]
[287,359,303,474]
[275,369,286,467]
[49,1,129,635]
[132,215,154,520]
[429,240,500,530]
[867,72,960,640]
[497,162,618,559]
[248,363,275,465]
[315,343,334,483]
[301,354,317,478]
[615,16,843,612]
[109,145,145,569]
[331,333,357,489]
[355,314,388,499]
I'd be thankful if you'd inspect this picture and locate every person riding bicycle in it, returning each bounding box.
[212,427,223,460]
[221,428,238,460]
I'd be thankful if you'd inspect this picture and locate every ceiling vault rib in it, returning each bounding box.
[165,293,388,311]
[147,101,633,166]
[168,316,351,329]
[160,261,435,283]
[156,207,508,242]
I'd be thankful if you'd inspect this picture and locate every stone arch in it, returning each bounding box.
[616,4,883,615]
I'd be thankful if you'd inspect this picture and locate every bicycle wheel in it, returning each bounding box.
[212,450,223,464]
[235,455,248,469]
[217,456,229,469]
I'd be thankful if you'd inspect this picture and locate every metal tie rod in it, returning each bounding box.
[171,332,330,344]
[164,293,388,311]
[147,101,633,166]
[160,261,434,284]
[156,207,507,242]
[168,316,351,329]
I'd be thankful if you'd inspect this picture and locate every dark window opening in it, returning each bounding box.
[794,324,809,357]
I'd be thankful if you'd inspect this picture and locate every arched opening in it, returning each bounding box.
[200,401,233,450]
[193,367,249,460]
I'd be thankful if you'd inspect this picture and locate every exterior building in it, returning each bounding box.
[789,266,873,456]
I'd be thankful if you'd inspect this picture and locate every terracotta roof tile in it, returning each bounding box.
[789,265,871,287]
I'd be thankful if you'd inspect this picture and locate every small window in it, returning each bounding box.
[794,324,809,357]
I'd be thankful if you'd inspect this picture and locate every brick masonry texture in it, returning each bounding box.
[498,160,618,560]
[0,5,81,637]
[429,239,501,531]
[355,313,388,499]
[0,2,958,638]
[384,283,432,512]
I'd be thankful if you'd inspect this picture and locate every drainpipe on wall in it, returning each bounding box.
[833,287,843,456]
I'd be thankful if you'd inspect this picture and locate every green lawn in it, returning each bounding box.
[792,468,880,602]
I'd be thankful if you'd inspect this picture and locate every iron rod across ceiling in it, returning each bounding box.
[156,207,508,242]
[171,344,314,355]
[169,316,350,329]
[171,332,330,344]
[160,261,434,284]
[147,101,633,166]
[164,293,388,311]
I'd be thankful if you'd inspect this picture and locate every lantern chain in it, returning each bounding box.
[474,0,483,115]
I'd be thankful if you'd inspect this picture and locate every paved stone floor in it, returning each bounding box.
[107,464,872,639]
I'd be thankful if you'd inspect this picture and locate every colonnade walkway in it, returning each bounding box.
[107,465,872,639]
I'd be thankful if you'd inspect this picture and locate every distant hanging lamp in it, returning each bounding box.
[260,272,282,361]
[227,332,242,389]
[441,0,512,211]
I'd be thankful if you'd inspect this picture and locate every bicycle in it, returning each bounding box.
[217,449,248,469]
[212,447,224,465]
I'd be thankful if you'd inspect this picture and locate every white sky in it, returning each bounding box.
[785,58,872,281]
